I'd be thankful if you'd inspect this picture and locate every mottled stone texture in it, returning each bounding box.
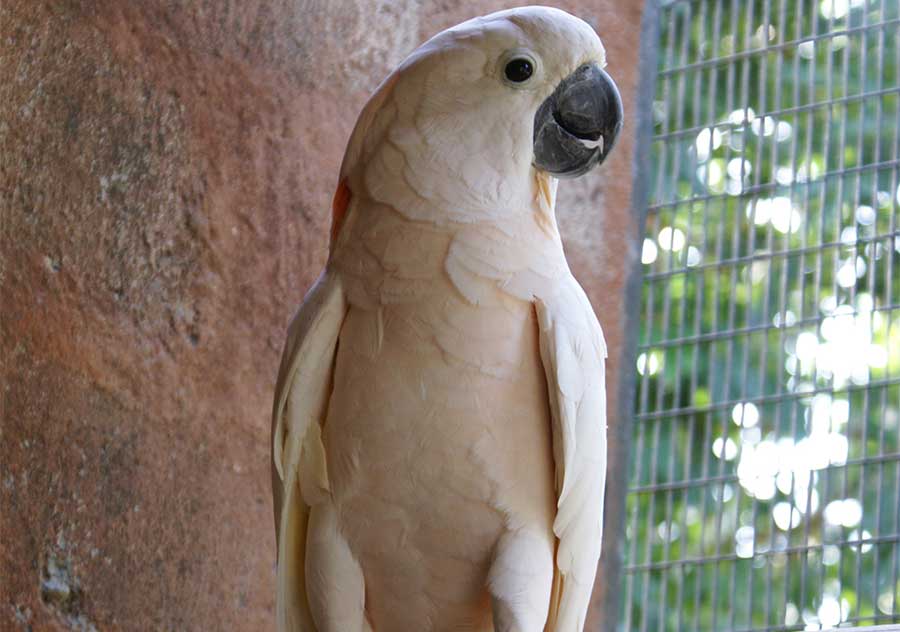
[0,1,645,630]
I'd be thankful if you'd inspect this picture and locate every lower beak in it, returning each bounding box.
[532,62,624,178]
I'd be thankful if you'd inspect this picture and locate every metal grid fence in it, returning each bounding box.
[621,0,900,629]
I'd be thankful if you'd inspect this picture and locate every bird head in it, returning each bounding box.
[338,6,623,224]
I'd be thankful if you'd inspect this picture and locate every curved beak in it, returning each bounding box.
[533,62,624,178]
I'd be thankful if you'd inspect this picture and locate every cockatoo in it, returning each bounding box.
[271,6,623,632]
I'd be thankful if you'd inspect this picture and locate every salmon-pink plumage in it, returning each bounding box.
[272,6,621,631]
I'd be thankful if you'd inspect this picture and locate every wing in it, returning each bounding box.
[534,276,608,632]
[272,269,347,632]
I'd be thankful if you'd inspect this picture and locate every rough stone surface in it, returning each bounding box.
[0,1,645,630]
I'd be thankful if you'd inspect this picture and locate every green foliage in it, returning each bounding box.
[623,0,900,630]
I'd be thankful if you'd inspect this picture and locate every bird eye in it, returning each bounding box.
[504,58,534,83]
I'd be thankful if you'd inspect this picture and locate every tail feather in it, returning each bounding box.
[276,472,316,632]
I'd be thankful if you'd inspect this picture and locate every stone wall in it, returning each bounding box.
[0,1,646,629]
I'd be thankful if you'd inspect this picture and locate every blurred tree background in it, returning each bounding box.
[621,0,900,629]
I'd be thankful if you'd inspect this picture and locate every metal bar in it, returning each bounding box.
[686,0,736,623]
[626,3,676,628]
[639,5,694,629]
[730,621,900,632]
[626,533,900,573]
[836,0,873,609]
[703,1,746,626]
[593,0,659,628]
[687,0,734,624]
[764,2,795,626]
[651,86,900,143]
[659,2,709,629]
[646,158,900,214]
[709,1,755,626]
[638,302,900,351]
[657,18,900,77]
[849,2,879,620]
[771,6,809,624]
[634,376,900,423]
[643,230,900,282]
[740,0,774,623]
[813,1,853,616]
[886,10,900,619]
[674,1,724,626]
[629,452,900,495]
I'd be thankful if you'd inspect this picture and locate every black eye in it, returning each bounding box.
[504,58,534,83]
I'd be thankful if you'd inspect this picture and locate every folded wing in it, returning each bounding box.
[535,276,608,632]
[272,270,347,632]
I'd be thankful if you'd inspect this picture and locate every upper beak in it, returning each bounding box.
[532,62,623,178]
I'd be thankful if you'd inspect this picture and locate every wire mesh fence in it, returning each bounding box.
[621,0,900,629]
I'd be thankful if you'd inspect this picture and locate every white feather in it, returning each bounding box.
[272,270,347,632]
[275,6,612,631]
[535,276,608,632]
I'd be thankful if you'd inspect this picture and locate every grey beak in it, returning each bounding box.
[532,62,624,178]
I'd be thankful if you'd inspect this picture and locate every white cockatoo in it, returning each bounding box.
[271,6,623,632]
